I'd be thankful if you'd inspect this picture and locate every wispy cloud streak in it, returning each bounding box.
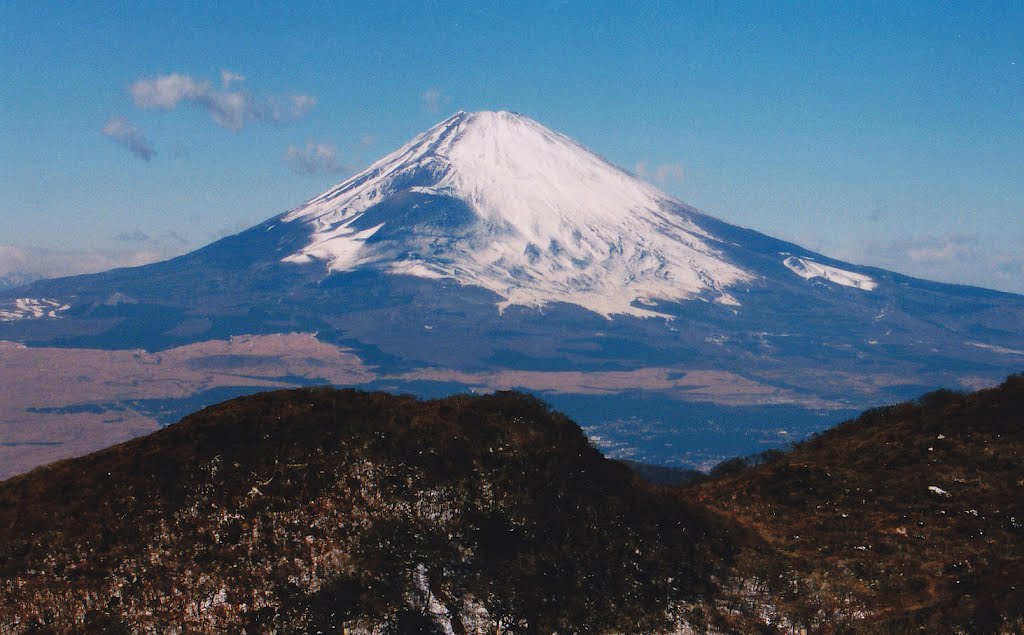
[421,87,449,113]
[634,161,685,185]
[101,116,154,161]
[129,71,316,130]
[841,234,1024,294]
[286,142,345,175]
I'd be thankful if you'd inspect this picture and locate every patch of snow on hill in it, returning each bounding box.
[783,256,877,291]
[0,298,70,321]
[282,111,752,318]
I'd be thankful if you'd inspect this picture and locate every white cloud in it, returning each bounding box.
[129,73,207,109]
[0,244,173,282]
[874,235,978,266]
[843,234,1024,294]
[288,94,317,117]
[101,116,154,161]
[0,228,197,286]
[113,229,190,246]
[421,87,449,114]
[655,163,685,184]
[635,161,684,185]
[128,71,316,131]
[114,230,150,242]
[286,141,345,175]
[220,69,246,89]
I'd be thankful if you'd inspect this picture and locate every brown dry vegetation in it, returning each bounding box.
[0,378,1022,633]
[0,332,830,483]
[691,375,1024,632]
[0,389,732,634]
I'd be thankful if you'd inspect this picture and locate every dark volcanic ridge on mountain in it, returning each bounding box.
[3,378,1023,633]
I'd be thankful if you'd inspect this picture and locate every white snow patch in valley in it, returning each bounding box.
[969,342,1024,356]
[0,298,70,321]
[929,485,950,497]
[715,292,742,306]
[282,111,752,318]
[783,256,877,291]
[410,564,456,635]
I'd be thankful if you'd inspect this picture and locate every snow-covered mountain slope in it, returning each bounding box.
[282,111,751,317]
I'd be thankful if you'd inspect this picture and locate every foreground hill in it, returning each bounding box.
[0,389,731,634]
[1,378,1022,633]
[693,375,1024,632]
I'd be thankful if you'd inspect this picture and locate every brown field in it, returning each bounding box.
[0,334,373,479]
[3,332,862,480]
[390,366,843,408]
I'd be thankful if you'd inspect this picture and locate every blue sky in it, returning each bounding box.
[2,1,1022,292]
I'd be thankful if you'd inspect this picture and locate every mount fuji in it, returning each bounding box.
[2,111,1023,476]
[282,111,751,317]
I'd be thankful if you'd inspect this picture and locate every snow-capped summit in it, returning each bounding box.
[282,111,752,317]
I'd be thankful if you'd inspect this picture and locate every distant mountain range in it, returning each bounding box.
[1,111,1022,476]
[0,272,39,292]
[2,378,1021,632]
